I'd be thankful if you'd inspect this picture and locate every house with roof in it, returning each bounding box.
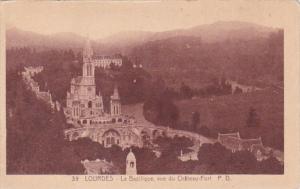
[81,159,118,174]
[217,132,272,161]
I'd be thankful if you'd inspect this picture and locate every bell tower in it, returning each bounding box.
[110,85,121,116]
[83,37,94,77]
[126,149,137,175]
[81,37,95,100]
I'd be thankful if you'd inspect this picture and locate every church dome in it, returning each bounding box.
[126,149,136,161]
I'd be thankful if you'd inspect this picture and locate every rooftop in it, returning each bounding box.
[218,132,264,152]
[81,159,116,174]
[37,91,51,102]
[93,54,122,59]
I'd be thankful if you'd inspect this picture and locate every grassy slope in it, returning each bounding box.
[175,87,283,150]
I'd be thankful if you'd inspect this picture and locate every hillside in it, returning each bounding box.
[6,21,283,86]
[175,87,283,150]
[148,21,275,43]
[6,27,86,51]
[98,21,277,51]
[129,29,283,87]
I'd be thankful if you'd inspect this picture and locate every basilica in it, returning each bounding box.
[62,39,211,153]
[64,39,131,127]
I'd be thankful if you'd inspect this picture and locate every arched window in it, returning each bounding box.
[88,101,92,108]
[87,64,90,76]
[89,64,92,76]
[85,64,89,76]
[130,162,134,168]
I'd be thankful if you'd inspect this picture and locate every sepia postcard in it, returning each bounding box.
[0,1,299,189]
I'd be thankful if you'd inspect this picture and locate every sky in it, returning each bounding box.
[3,1,293,40]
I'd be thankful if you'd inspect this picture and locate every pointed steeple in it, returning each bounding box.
[82,35,95,77]
[111,85,120,100]
[110,84,121,116]
[83,36,93,63]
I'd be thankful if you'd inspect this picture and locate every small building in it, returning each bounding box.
[217,132,241,152]
[22,66,56,110]
[178,149,198,162]
[126,149,137,175]
[93,54,122,69]
[24,66,44,76]
[251,144,273,162]
[37,91,55,109]
[217,132,268,160]
[240,138,263,151]
[81,159,117,174]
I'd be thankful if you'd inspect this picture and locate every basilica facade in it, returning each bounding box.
[64,39,128,127]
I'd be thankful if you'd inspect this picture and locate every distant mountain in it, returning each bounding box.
[6,27,86,51]
[150,21,275,42]
[127,24,283,86]
[7,21,279,53]
[96,21,278,54]
[6,21,283,85]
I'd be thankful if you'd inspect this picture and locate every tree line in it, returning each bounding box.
[5,70,275,174]
[58,136,283,174]
[6,70,83,174]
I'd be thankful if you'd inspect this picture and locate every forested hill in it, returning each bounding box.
[6,21,283,86]
[129,30,283,87]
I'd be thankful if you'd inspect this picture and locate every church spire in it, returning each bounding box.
[111,85,120,100]
[82,36,95,77]
[83,36,93,63]
[110,85,121,116]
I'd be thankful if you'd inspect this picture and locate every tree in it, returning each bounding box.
[197,143,231,173]
[246,107,260,127]
[198,125,211,137]
[226,150,258,174]
[141,131,151,148]
[143,93,179,128]
[234,86,243,94]
[258,157,283,174]
[191,111,200,132]
[129,147,157,174]
[110,63,119,71]
[180,82,193,99]
[6,74,85,174]
[198,143,231,165]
